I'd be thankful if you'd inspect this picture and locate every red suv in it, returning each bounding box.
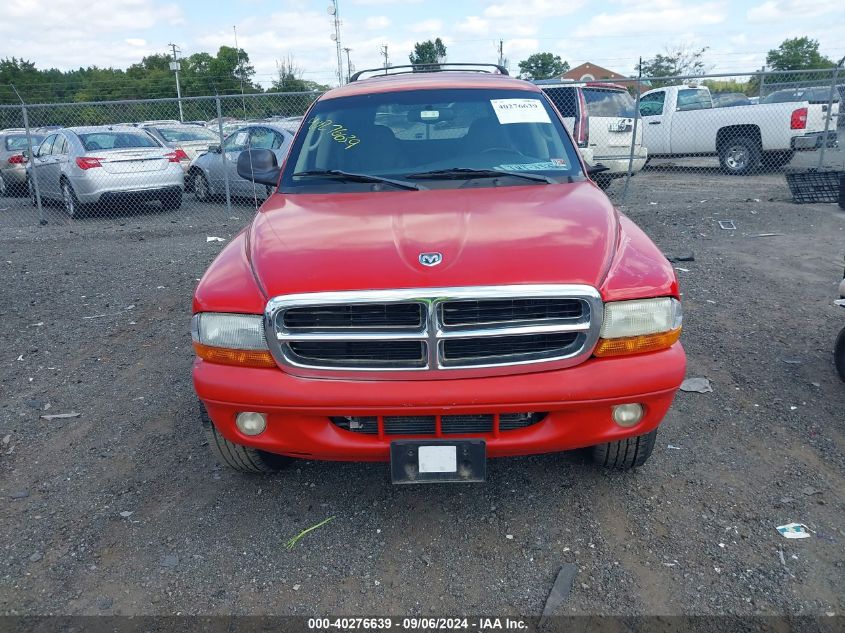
[191,64,685,483]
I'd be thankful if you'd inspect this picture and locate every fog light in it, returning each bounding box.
[236,412,267,436]
[612,403,643,427]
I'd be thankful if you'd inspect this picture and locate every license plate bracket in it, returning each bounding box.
[390,439,486,484]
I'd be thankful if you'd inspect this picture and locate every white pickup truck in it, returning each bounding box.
[639,84,835,175]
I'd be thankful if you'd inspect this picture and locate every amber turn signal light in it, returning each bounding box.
[192,342,277,368]
[593,328,682,357]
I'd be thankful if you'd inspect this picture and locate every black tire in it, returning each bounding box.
[193,171,212,202]
[718,136,761,175]
[761,150,794,171]
[591,429,657,470]
[159,190,183,211]
[61,179,82,217]
[200,406,292,474]
[835,327,845,382]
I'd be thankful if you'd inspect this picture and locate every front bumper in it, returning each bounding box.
[587,148,648,177]
[195,343,686,462]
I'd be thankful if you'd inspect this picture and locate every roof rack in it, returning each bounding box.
[349,63,509,82]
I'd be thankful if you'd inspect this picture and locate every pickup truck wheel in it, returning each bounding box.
[718,137,760,175]
[591,429,657,470]
[201,407,292,473]
[835,326,845,382]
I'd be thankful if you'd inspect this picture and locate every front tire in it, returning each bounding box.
[835,327,845,382]
[718,136,760,175]
[201,407,292,474]
[591,429,657,470]
[193,171,211,202]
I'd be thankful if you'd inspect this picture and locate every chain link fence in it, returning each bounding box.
[1,66,843,233]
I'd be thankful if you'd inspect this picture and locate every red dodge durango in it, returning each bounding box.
[191,63,686,483]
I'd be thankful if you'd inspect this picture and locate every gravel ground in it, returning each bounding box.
[1,166,844,620]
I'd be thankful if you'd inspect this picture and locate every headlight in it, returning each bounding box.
[191,313,276,368]
[594,298,682,357]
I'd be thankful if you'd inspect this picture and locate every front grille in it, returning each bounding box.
[330,412,547,436]
[441,333,580,365]
[266,286,601,374]
[441,298,583,327]
[288,341,426,367]
[284,303,423,329]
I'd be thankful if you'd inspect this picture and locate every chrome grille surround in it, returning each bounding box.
[264,285,603,380]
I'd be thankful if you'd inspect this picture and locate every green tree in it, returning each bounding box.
[637,45,709,87]
[517,53,569,80]
[766,37,834,71]
[409,38,447,66]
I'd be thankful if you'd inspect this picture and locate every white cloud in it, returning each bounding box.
[484,0,584,19]
[747,0,840,22]
[455,16,490,35]
[574,0,725,37]
[364,16,391,29]
[408,19,444,34]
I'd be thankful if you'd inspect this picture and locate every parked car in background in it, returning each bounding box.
[0,129,45,196]
[712,92,752,108]
[761,86,842,130]
[140,124,220,178]
[638,84,827,174]
[188,122,294,202]
[536,80,647,189]
[25,126,184,216]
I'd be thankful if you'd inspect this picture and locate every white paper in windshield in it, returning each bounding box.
[490,99,551,125]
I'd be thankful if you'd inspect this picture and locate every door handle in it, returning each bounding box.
[648,121,662,125]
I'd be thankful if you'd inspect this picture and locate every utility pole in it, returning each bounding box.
[343,47,353,82]
[168,42,184,122]
[328,0,344,85]
[498,39,504,67]
[380,44,389,72]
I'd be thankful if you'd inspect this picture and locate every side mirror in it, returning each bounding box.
[208,144,221,154]
[586,163,610,176]
[237,148,280,187]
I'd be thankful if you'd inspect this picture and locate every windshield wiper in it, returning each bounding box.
[406,168,555,184]
[293,169,424,191]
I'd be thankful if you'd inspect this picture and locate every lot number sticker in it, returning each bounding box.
[490,99,551,125]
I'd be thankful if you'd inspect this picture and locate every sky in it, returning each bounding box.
[3,0,845,88]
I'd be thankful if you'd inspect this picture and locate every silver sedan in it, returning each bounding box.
[187,123,294,203]
[26,126,184,216]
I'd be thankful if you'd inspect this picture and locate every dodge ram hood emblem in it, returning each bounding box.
[418,252,443,267]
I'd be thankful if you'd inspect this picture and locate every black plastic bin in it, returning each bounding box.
[785,170,844,204]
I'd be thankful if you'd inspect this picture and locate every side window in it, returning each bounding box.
[51,135,68,155]
[38,135,56,157]
[271,131,287,150]
[542,87,577,118]
[248,127,275,150]
[677,89,712,111]
[639,92,665,116]
[224,129,249,152]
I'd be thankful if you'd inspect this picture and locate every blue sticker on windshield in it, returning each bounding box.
[498,160,569,171]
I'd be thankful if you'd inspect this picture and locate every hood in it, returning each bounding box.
[249,182,618,298]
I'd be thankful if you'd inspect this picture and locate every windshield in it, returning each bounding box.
[5,134,45,151]
[154,126,218,142]
[583,88,636,117]
[281,88,583,192]
[78,131,160,151]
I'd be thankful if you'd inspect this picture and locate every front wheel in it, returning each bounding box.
[718,136,760,175]
[835,327,845,381]
[591,429,657,470]
[201,407,292,474]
